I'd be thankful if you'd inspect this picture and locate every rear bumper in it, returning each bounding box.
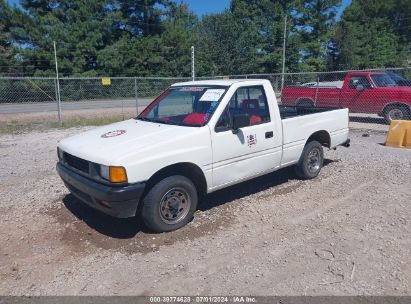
[56,162,145,218]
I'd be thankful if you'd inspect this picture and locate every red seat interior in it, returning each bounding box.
[183,113,206,125]
[250,115,262,124]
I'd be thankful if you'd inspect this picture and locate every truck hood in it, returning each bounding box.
[380,86,411,94]
[58,119,202,165]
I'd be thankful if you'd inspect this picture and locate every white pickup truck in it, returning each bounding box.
[57,79,350,232]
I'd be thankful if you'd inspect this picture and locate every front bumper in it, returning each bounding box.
[56,162,145,218]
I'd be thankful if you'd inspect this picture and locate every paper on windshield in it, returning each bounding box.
[200,89,225,102]
[179,87,205,91]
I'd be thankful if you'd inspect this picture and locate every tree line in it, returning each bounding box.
[0,0,409,77]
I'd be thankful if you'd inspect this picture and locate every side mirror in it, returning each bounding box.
[232,113,249,134]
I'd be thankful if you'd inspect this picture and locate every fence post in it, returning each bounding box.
[134,77,139,116]
[314,74,319,106]
[53,78,62,123]
[121,96,125,120]
[53,41,62,124]
[281,15,287,91]
[191,46,195,81]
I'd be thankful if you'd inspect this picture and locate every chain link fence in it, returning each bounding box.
[231,67,411,131]
[0,68,410,131]
[0,77,193,123]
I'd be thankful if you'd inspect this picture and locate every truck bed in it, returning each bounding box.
[279,105,338,120]
[279,106,349,166]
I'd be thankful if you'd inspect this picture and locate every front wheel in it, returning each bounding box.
[141,175,198,232]
[295,140,324,179]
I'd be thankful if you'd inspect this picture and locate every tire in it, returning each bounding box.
[384,105,411,124]
[295,140,324,179]
[141,175,198,233]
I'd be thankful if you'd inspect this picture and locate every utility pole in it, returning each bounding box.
[53,41,62,124]
[191,46,195,81]
[134,77,139,116]
[281,15,287,91]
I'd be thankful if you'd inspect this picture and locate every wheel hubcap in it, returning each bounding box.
[388,109,403,121]
[159,188,191,224]
[307,148,321,173]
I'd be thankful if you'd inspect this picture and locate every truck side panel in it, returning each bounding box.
[280,108,349,166]
[281,87,342,107]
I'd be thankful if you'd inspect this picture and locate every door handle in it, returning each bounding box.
[265,131,273,139]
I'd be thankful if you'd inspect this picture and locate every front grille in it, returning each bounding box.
[63,152,90,174]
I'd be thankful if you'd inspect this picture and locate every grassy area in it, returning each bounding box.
[0,116,126,136]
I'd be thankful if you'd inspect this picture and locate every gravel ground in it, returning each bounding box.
[0,127,410,296]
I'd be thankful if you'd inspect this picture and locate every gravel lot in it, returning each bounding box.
[0,127,409,296]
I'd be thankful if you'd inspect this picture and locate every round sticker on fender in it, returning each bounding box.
[101,130,126,138]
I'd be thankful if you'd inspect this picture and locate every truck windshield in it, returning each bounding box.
[371,74,397,87]
[386,71,405,82]
[136,86,228,127]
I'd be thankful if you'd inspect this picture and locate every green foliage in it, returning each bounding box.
[1,0,409,77]
[119,0,171,37]
[0,0,15,74]
[294,0,342,71]
[332,0,410,69]
[196,0,302,75]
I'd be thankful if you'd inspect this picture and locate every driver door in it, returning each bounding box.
[340,75,375,113]
[210,85,282,190]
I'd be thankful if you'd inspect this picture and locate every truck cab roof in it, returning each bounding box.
[171,79,270,87]
[347,71,385,75]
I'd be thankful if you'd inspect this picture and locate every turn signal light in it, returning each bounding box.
[109,166,127,183]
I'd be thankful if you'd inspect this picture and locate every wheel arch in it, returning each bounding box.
[145,162,208,197]
[382,102,411,115]
[306,130,331,148]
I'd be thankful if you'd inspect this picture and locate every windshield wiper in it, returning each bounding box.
[136,117,151,121]
[137,117,201,127]
[152,119,176,125]
[137,117,175,124]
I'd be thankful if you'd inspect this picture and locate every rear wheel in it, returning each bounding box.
[141,175,198,232]
[384,105,411,124]
[295,140,324,179]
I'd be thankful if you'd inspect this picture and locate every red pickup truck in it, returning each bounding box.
[281,71,411,123]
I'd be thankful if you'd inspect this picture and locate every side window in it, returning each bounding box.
[348,76,371,89]
[215,107,231,130]
[216,86,270,132]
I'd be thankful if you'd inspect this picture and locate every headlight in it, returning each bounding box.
[100,165,127,183]
[100,165,110,180]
